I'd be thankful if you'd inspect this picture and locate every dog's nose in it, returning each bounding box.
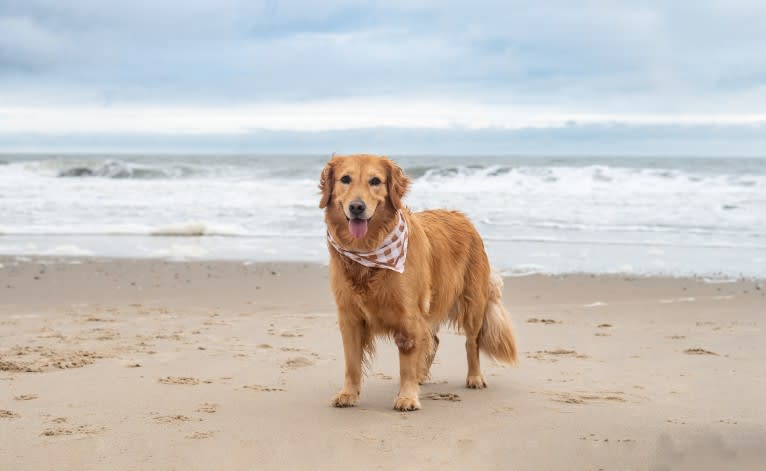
[348,200,366,217]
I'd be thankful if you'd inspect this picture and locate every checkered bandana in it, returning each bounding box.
[327,210,409,273]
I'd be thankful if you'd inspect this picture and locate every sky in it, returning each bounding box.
[1,0,765,155]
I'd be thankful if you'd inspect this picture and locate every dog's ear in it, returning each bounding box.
[319,160,335,209]
[385,158,410,210]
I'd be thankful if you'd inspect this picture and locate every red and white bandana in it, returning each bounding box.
[327,210,409,273]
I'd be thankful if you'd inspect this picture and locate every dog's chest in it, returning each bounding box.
[340,259,387,296]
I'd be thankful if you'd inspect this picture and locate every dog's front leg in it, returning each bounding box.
[393,318,425,411]
[332,315,366,407]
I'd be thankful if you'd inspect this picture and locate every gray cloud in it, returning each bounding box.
[0,16,73,73]
[1,0,765,153]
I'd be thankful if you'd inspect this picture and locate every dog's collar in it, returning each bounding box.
[327,210,409,273]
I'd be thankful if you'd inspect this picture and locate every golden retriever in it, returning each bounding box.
[320,154,517,411]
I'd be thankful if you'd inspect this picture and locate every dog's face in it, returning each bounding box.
[319,154,409,242]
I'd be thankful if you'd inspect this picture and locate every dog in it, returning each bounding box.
[320,154,517,411]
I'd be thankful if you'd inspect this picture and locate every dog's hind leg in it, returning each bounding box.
[462,302,488,388]
[419,329,440,385]
[460,276,490,389]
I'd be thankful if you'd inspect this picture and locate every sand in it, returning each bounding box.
[1,257,765,470]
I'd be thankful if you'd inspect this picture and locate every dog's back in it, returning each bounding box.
[410,209,518,365]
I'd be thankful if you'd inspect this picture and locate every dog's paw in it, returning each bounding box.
[393,395,421,411]
[331,391,359,408]
[466,375,487,389]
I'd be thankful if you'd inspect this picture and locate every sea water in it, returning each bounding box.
[1,154,764,278]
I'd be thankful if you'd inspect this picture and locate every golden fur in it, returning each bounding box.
[320,154,518,411]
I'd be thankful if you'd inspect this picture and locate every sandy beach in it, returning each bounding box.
[1,257,764,470]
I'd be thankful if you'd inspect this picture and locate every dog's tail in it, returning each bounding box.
[478,270,518,365]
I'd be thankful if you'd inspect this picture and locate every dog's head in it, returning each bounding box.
[319,154,410,246]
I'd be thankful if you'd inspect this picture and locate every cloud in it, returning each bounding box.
[0,16,72,73]
[2,101,764,136]
[1,0,765,153]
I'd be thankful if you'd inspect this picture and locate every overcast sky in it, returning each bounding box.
[1,0,765,154]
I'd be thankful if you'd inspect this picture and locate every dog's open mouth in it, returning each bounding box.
[347,217,369,239]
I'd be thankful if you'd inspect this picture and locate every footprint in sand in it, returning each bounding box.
[282,357,314,369]
[1,409,20,419]
[280,347,321,358]
[158,376,200,385]
[280,347,303,352]
[0,347,102,372]
[423,392,461,402]
[14,394,38,401]
[153,415,200,424]
[196,403,218,413]
[684,348,718,355]
[84,316,116,323]
[527,318,560,324]
[203,319,229,326]
[551,392,627,405]
[186,431,214,439]
[526,349,589,362]
[666,418,686,425]
[241,384,286,392]
[280,331,303,338]
[41,424,104,436]
[578,434,635,443]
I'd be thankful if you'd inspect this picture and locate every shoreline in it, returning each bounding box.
[2,258,765,469]
[2,254,764,283]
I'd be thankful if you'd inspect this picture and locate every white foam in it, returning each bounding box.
[2,155,766,276]
[149,222,250,237]
[41,245,94,256]
[152,244,209,259]
[500,264,545,276]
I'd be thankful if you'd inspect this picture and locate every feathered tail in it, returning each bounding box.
[478,271,518,365]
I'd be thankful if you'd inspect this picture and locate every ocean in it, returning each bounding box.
[1,154,765,278]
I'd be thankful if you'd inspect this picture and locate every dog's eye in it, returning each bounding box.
[340,175,351,184]
[369,177,381,186]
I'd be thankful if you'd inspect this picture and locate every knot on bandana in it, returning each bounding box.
[327,210,408,273]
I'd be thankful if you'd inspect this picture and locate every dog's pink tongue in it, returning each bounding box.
[348,219,368,239]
